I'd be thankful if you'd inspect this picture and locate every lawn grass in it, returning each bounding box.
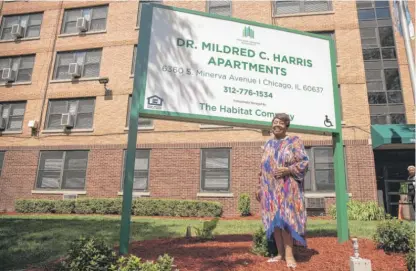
[0,214,380,270]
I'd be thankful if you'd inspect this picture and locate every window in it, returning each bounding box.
[201,149,230,192]
[137,0,162,27]
[61,5,108,34]
[370,113,406,125]
[36,151,88,190]
[121,149,150,191]
[207,0,232,16]
[131,45,137,75]
[0,13,42,40]
[53,49,102,80]
[273,0,332,16]
[304,147,336,192]
[0,152,4,176]
[0,55,35,83]
[45,98,95,130]
[127,95,153,129]
[311,31,337,61]
[357,0,390,21]
[361,27,396,60]
[0,102,26,131]
[357,1,405,125]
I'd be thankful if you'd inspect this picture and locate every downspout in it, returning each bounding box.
[36,0,63,137]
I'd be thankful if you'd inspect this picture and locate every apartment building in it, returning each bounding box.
[0,0,414,217]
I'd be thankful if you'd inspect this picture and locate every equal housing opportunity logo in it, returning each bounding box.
[146,95,163,110]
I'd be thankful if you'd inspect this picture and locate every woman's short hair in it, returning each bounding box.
[272,113,290,128]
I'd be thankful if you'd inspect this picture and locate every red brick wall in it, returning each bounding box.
[86,149,124,198]
[345,144,377,201]
[0,150,40,212]
[0,140,377,216]
[149,149,200,199]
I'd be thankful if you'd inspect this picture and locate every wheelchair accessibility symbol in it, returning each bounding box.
[324,115,333,127]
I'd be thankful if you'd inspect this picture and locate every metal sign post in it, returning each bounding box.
[330,40,349,243]
[118,10,151,254]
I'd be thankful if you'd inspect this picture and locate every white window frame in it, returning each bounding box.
[45,98,95,130]
[206,0,232,16]
[0,12,43,40]
[200,148,231,192]
[273,0,333,16]
[52,49,102,80]
[0,54,35,84]
[61,5,108,34]
[0,101,26,132]
[35,150,89,190]
[304,147,332,192]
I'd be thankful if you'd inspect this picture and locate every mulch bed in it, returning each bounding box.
[125,235,407,271]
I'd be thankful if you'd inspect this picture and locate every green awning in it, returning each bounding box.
[371,124,416,149]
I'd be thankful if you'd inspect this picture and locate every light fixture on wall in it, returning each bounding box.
[98,77,111,96]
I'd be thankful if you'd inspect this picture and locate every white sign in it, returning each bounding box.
[136,4,340,133]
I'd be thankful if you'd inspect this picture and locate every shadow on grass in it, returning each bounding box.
[0,218,178,271]
[306,228,337,238]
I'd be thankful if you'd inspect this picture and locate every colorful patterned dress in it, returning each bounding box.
[259,135,309,246]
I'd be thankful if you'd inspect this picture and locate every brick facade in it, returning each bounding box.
[0,140,376,216]
[0,0,413,216]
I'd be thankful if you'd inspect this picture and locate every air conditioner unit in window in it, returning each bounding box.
[11,24,24,39]
[63,194,78,200]
[1,68,15,82]
[76,17,88,32]
[61,113,74,128]
[305,197,325,209]
[68,63,81,78]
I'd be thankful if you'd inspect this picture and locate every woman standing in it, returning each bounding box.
[257,113,309,268]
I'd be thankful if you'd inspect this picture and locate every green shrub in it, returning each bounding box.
[406,249,415,271]
[238,193,251,216]
[59,237,117,271]
[59,237,176,271]
[373,219,414,253]
[110,255,142,271]
[406,236,415,271]
[15,198,222,218]
[54,200,75,214]
[194,217,219,241]
[109,254,175,271]
[251,227,278,257]
[329,200,386,221]
[131,199,222,217]
[155,254,175,271]
[15,199,55,213]
[74,198,122,215]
